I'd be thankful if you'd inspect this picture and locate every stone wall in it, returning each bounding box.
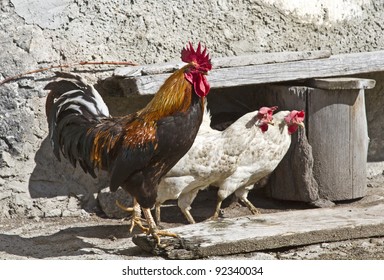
[0,0,383,218]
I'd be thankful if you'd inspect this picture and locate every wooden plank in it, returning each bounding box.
[114,62,185,77]
[114,50,331,77]
[119,50,384,95]
[132,201,384,259]
[213,50,331,69]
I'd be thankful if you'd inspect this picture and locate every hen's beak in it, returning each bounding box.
[256,119,274,127]
[297,122,305,128]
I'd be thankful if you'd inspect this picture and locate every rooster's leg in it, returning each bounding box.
[142,207,179,245]
[116,199,148,233]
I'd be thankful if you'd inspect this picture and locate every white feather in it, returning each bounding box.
[56,89,109,118]
[156,107,263,223]
[157,110,298,223]
[90,86,110,116]
[214,111,293,208]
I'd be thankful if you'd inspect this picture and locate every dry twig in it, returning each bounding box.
[0,60,138,86]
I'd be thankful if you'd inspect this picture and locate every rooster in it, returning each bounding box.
[155,106,277,224]
[206,109,306,220]
[44,42,212,244]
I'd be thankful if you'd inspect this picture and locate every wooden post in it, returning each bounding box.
[265,78,375,202]
[305,78,374,201]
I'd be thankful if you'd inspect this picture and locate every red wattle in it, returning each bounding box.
[184,72,210,97]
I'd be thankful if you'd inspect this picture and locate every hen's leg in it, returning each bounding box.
[181,208,196,224]
[235,187,260,215]
[239,197,260,215]
[211,198,223,220]
[142,207,179,245]
[116,198,148,233]
[155,202,162,225]
[178,189,201,224]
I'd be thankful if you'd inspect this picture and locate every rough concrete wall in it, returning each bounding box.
[1,0,384,218]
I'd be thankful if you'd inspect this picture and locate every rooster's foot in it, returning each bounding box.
[142,207,179,246]
[130,217,150,234]
[116,199,148,233]
[148,228,180,247]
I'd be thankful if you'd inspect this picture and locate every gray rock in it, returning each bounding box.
[310,198,336,208]
[98,188,133,219]
[44,208,62,218]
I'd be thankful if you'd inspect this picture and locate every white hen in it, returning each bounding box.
[155,106,277,224]
[205,109,306,220]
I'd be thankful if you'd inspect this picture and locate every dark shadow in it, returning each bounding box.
[157,186,314,225]
[28,76,155,211]
[28,137,109,210]
[28,77,117,210]
[0,223,147,259]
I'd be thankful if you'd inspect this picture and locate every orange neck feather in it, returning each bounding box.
[139,64,193,121]
[89,65,200,163]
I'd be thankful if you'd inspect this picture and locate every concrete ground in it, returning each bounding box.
[1,181,384,260]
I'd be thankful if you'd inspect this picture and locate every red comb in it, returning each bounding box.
[257,106,278,132]
[285,110,305,123]
[284,110,305,134]
[258,106,278,115]
[257,106,278,121]
[181,42,212,72]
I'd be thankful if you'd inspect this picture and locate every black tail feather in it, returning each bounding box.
[45,72,110,177]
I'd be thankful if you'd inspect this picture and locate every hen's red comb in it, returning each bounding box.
[181,42,212,72]
[284,110,305,134]
[257,106,278,121]
[284,110,305,124]
[257,106,278,132]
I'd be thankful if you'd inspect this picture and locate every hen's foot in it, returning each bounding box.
[207,200,224,221]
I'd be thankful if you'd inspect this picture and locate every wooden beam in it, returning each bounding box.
[117,50,384,95]
[132,201,384,259]
[114,50,331,77]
